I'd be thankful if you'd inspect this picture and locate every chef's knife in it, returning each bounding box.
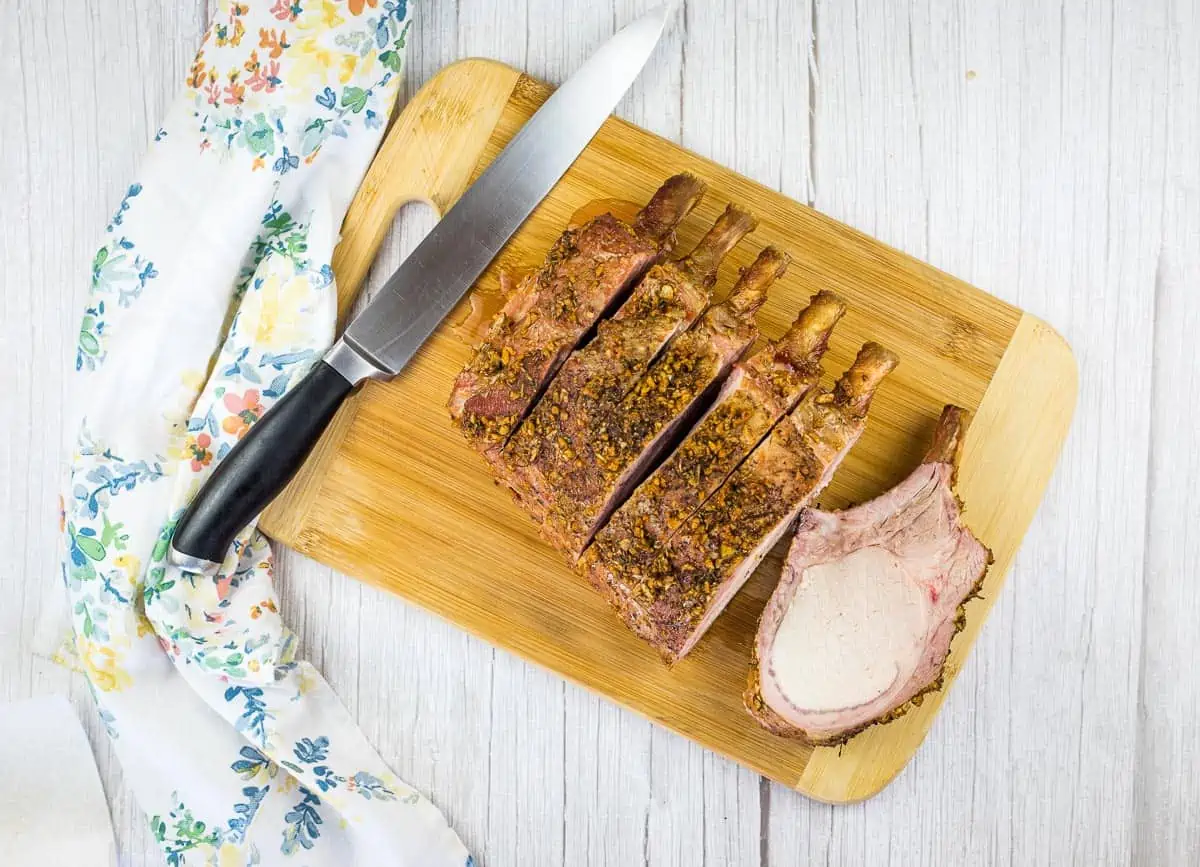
[169,5,676,572]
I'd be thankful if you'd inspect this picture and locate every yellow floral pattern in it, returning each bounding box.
[77,635,132,693]
[246,269,318,349]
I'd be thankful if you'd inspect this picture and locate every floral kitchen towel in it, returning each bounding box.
[63,1,470,864]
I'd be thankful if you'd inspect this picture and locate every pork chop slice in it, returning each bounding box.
[590,342,899,663]
[500,205,757,525]
[582,290,846,582]
[449,173,706,455]
[745,405,991,744]
[540,246,790,559]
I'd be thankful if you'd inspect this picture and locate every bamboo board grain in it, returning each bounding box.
[260,59,1077,803]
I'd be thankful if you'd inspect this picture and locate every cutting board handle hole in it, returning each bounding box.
[343,200,440,323]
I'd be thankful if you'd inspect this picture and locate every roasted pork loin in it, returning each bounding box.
[538,246,787,558]
[745,405,990,744]
[588,343,899,663]
[449,173,706,455]
[501,205,757,531]
[583,290,846,581]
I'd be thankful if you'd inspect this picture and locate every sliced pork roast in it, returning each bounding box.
[540,246,788,558]
[501,205,757,527]
[583,290,846,582]
[589,343,899,663]
[745,405,991,745]
[449,173,706,456]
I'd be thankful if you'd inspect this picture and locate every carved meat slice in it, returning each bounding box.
[449,173,706,455]
[501,205,758,526]
[539,246,788,558]
[590,343,899,663]
[583,290,846,582]
[745,405,991,745]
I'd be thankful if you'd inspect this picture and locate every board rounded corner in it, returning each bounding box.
[1015,311,1079,416]
[434,56,523,84]
[794,718,925,804]
[796,744,907,802]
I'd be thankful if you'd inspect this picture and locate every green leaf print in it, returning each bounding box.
[78,324,101,356]
[341,86,368,114]
[242,113,276,155]
[261,205,296,236]
[75,599,96,638]
[67,522,102,583]
[379,50,402,72]
[100,514,128,551]
[151,518,177,564]
[143,566,177,610]
[300,118,329,157]
[75,533,106,562]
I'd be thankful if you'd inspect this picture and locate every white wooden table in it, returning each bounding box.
[2,1,1197,864]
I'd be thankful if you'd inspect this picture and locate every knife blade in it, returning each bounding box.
[169,5,676,571]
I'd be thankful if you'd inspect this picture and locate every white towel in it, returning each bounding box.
[0,696,117,867]
[58,1,470,864]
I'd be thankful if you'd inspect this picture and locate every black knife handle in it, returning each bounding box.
[168,360,355,571]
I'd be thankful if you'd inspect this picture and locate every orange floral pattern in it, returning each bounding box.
[187,0,410,167]
[185,432,214,471]
[220,388,264,438]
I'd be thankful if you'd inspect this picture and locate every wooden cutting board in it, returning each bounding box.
[260,59,1076,803]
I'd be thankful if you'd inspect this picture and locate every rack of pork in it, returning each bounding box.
[450,174,990,744]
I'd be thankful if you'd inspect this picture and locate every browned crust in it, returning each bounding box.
[612,248,787,460]
[502,256,710,498]
[450,174,707,450]
[504,209,761,556]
